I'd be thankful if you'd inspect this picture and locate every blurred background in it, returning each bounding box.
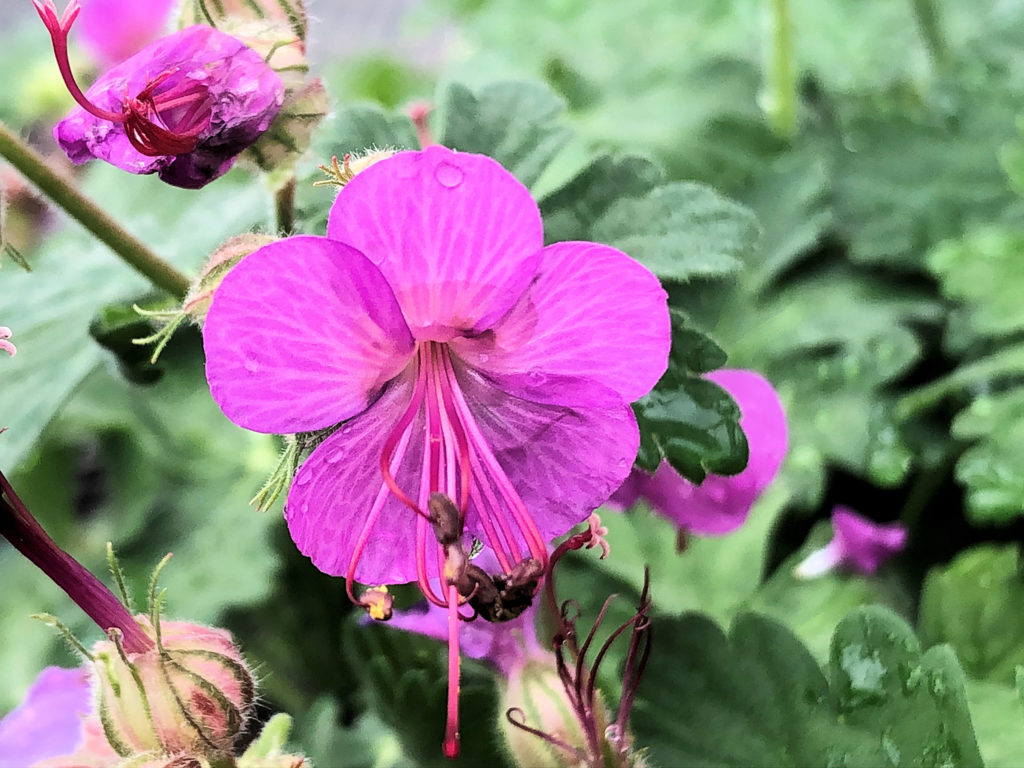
[3,0,1024,765]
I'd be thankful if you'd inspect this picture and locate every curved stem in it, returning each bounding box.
[910,0,949,71]
[762,0,797,137]
[0,120,189,298]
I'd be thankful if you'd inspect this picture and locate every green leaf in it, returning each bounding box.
[828,86,1023,270]
[0,167,266,471]
[538,154,663,244]
[747,521,905,662]
[632,607,983,768]
[965,679,1024,768]
[596,484,787,625]
[633,375,748,481]
[438,81,574,188]
[590,181,760,282]
[634,311,747,480]
[928,227,1024,338]
[345,621,513,768]
[919,545,1024,684]
[950,389,1024,523]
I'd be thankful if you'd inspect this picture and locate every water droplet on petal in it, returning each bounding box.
[295,472,312,486]
[326,450,344,464]
[434,161,464,188]
[244,356,259,373]
[341,424,354,434]
[526,368,545,386]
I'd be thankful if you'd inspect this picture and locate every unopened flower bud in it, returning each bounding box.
[93,618,254,759]
[501,660,608,768]
[184,233,277,326]
[315,151,397,189]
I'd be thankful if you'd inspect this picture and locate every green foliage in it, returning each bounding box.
[0,166,267,470]
[964,680,1024,768]
[919,545,1024,685]
[632,607,982,768]
[345,621,512,767]
[634,312,748,482]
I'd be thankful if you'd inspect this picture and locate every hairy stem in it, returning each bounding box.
[0,120,189,298]
[273,175,296,234]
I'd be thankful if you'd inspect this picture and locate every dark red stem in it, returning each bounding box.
[0,469,152,653]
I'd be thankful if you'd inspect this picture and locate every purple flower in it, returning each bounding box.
[794,506,908,579]
[387,601,538,677]
[35,1,284,189]
[609,368,787,536]
[203,145,670,755]
[76,0,176,68]
[0,667,93,768]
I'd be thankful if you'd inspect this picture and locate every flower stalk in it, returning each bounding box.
[0,120,189,297]
[0,469,153,653]
[761,0,798,138]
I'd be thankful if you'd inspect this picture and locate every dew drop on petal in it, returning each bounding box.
[295,471,312,486]
[434,161,464,189]
[244,356,259,373]
[326,450,345,464]
[341,424,354,434]
[526,368,546,386]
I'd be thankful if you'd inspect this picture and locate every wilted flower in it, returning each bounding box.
[77,0,176,68]
[35,0,284,188]
[203,146,671,754]
[0,327,15,357]
[609,368,786,537]
[794,505,908,579]
[0,666,109,768]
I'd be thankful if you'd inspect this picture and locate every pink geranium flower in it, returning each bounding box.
[609,369,787,536]
[0,667,97,768]
[203,145,670,755]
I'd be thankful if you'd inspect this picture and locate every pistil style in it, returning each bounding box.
[34,0,211,157]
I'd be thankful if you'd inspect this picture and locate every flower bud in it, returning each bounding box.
[93,618,255,759]
[183,233,277,326]
[500,659,609,768]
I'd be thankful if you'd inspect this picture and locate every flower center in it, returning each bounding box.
[344,341,550,759]
[34,0,212,157]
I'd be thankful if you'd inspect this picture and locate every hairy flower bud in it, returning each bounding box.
[501,659,609,768]
[184,233,278,326]
[93,618,254,759]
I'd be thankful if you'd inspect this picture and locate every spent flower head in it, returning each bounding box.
[203,145,671,755]
[610,369,786,538]
[35,0,284,188]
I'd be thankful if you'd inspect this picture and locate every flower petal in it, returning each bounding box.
[326,146,544,341]
[832,506,907,574]
[0,667,92,768]
[79,0,176,68]
[204,236,414,434]
[457,367,641,545]
[453,241,670,404]
[285,371,426,582]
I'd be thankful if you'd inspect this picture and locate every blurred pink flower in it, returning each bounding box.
[795,505,907,578]
[76,0,176,68]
